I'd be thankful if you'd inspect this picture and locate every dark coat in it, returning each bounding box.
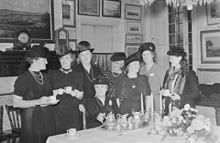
[163,69,199,108]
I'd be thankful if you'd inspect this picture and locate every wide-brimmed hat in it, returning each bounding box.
[110,52,126,61]
[167,46,187,57]
[26,45,49,59]
[138,42,156,53]
[125,52,141,67]
[94,78,108,86]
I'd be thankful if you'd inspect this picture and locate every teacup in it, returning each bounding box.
[162,89,171,97]
[65,86,72,94]
[67,128,76,137]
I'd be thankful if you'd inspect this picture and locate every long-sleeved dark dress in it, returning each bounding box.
[73,64,102,101]
[115,75,151,115]
[48,69,84,133]
[86,96,117,128]
[14,71,55,143]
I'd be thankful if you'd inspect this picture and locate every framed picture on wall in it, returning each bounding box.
[127,21,142,34]
[125,4,142,21]
[126,34,143,44]
[207,1,220,25]
[69,39,77,50]
[125,44,139,56]
[62,0,76,27]
[78,0,100,16]
[102,0,121,18]
[200,29,220,64]
[0,0,54,43]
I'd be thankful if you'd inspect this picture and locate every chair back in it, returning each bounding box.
[5,105,21,132]
[0,106,3,135]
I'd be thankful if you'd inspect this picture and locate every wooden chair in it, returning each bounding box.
[0,106,10,143]
[5,105,21,143]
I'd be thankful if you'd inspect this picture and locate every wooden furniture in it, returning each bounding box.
[195,84,220,126]
[5,105,21,143]
[0,106,10,143]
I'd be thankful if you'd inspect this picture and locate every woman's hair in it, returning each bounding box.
[25,57,40,64]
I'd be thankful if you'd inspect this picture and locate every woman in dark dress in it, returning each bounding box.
[86,79,117,128]
[160,47,199,115]
[99,52,126,98]
[13,45,56,143]
[115,52,151,115]
[48,46,84,133]
[73,41,102,103]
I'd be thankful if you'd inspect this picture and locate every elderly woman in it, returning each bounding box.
[99,52,126,98]
[86,79,117,128]
[138,42,165,114]
[48,45,84,133]
[161,47,199,115]
[13,45,56,143]
[74,41,102,100]
[115,52,151,115]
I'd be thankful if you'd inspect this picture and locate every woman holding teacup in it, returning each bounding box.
[161,47,199,115]
[48,45,84,134]
[13,45,56,143]
[115,52,151,115]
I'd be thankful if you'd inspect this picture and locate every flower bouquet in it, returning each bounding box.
[150,104,219,143]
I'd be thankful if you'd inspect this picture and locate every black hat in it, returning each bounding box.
[125,52,141,67]
[110,52,126,61]
[94,78,108,86]
[138,42,156,53]
[167,46,187,57]
[56,45,76,57]
[76,41,94,54]
[26,45,49,59]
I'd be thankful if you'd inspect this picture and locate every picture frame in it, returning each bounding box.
[200,29,220,64]
[0,0,54,43]
[102,0,121,18]
[125,44,139,56]
[62,0,76,27]
[69,39,77,50]
[127,21,142,34]
[126,34,143,44]
[206,1,220,25]
[125,4,142,21]
[78,0,100,16]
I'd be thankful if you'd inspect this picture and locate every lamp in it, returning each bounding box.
[139,0,215,10]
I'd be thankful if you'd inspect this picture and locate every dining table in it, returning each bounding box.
[46,126,220,143]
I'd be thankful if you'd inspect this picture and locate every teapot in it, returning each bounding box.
[105,112,116,123]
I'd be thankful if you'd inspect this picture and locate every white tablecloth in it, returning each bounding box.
[47,127,190,143]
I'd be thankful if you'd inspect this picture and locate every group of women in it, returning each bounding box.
[12,41,199,143]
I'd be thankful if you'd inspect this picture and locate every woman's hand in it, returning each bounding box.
[96,113,106,123]
[170,93,181,101]
[79,104,85,112]
[54,88,65,95]
[160,89,172,97]
[38,96,50,107]
[75,90,84,100]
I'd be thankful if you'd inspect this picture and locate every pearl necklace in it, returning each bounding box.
[29,70,43,85]
[84,67,95,82]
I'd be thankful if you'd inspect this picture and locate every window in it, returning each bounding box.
[168,7,193,69]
